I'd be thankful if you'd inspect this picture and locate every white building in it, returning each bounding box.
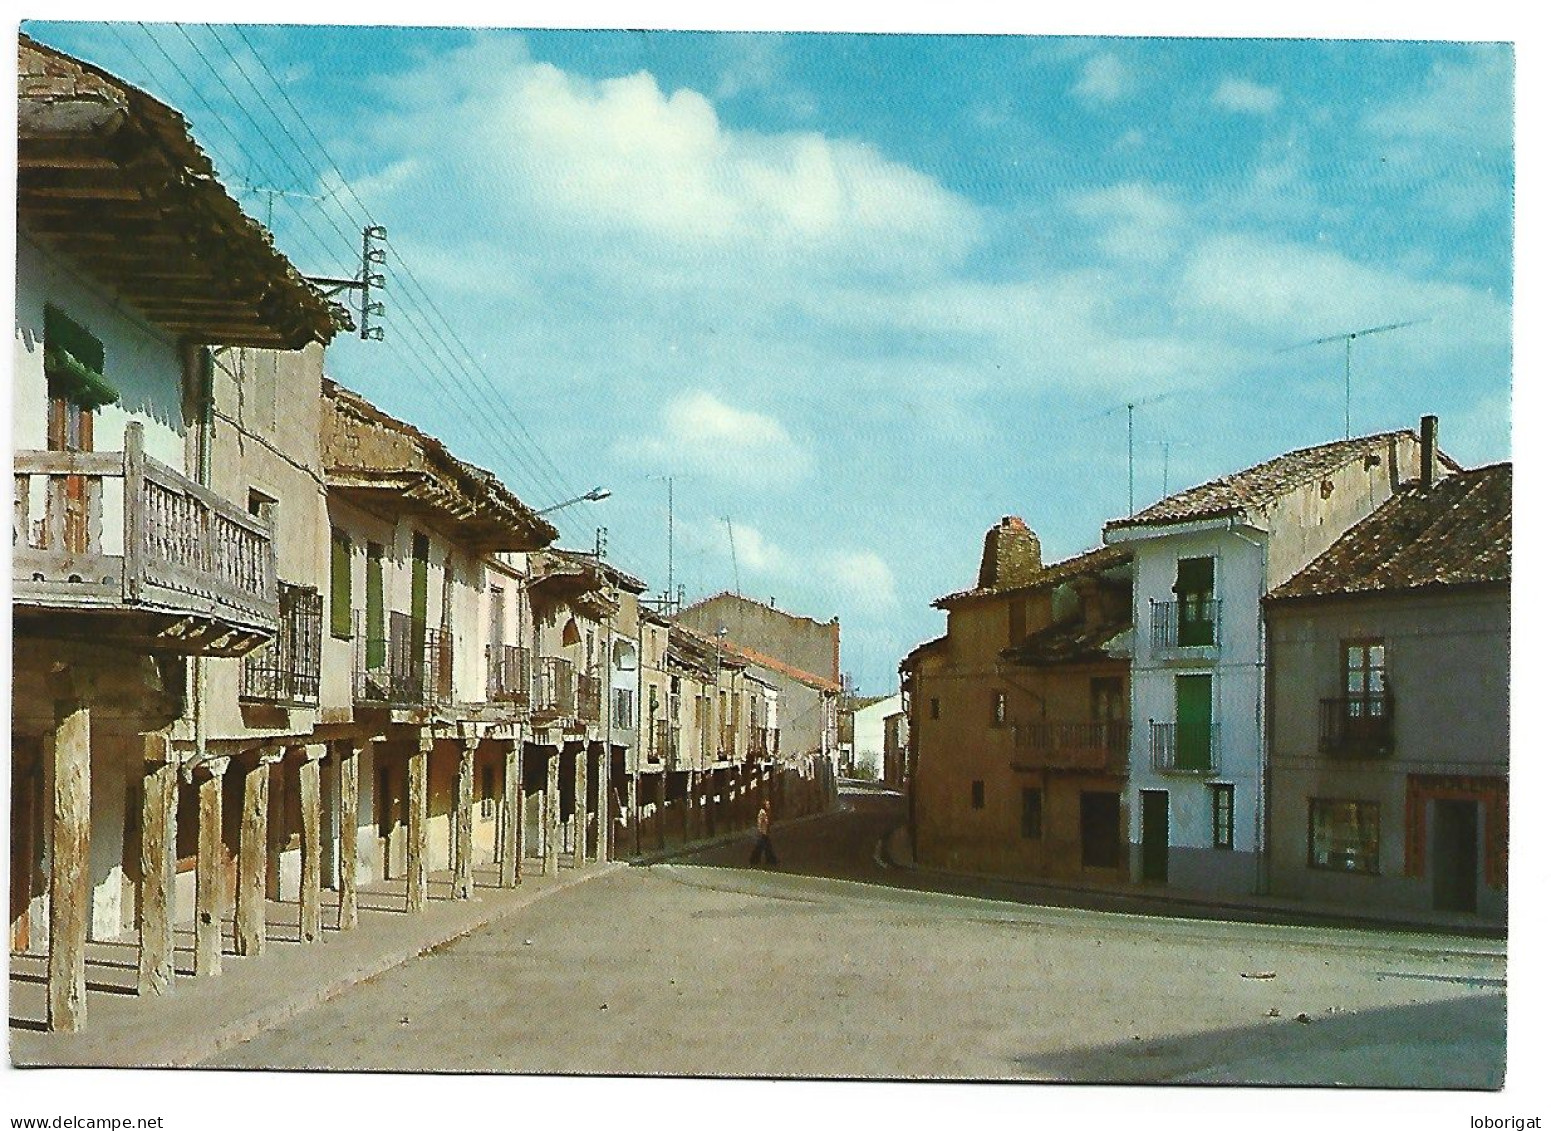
[1102,425,1443,895]
[849,693,903,781]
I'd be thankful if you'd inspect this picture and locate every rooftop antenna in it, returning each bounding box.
[1087,392,1176,515]
[1145,438,1194,498]
[1277,318,1428,440]
[724,517,741,597]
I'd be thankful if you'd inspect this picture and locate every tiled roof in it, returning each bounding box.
[899,635,948,672]
[729,644,842,693]
[1002,609,1132,666]
[1268,463,1510,601]
[934,544,1130,608]
[1106,429,1459,532]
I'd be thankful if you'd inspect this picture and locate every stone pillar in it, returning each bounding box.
[47,692,91,1032]
[299,745,326,943]
[193,757,230,978]
[572,745,588,870]
[657,774,668,851]
[453,736,477,900]
[337,740,360,931]
[543,748,560,876]
[235,746,281,957]
[137,732,178,998]
[500,740,522,888]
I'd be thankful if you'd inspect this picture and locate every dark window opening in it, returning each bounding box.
[1021,787,1043,839]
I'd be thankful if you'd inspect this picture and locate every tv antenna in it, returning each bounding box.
[1145,438,1195,498]
[1277,318,1427,440]
[1087,392,1176,515]
[724,517,741,597]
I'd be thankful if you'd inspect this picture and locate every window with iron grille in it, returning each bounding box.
[1210,783,1234,849]
[241,582,322,705]
[613,687,635,729]
[1308,798,1381,874]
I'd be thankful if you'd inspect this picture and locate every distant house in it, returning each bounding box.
[902,517,1134,880]
[1103,423,1445,895]
[1263,457,1508,924]
[848,693,902,781]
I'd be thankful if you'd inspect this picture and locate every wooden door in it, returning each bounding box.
[1080,790,1121,869]
[1433,800,1479,913]
[46,394,93,554]
[1176,675,1213,772]
[1141,789,1169,882]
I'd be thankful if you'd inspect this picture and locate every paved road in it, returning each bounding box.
[209,790,1507,1085]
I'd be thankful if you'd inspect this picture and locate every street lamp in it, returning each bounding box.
[536,486,611,515]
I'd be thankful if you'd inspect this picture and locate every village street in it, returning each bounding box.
[207,789,1506,1086]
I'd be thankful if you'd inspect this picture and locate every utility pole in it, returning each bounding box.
[305,224,389,341]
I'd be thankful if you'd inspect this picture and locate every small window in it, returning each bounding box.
[930,697,940,720]
[971,780,985,809]
[247,489,277,525]
[329,528,353,639]
[991,691,1007,728]
[1210,783,1234,850]
[1308,799,1381,874]
[1021,787,1043,839]
[44,304,116,409]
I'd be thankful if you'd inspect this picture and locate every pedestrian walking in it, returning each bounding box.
[749,800,779,866]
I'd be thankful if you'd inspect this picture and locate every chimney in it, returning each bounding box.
[1421,414,1438,490]
[977,516,1042,590]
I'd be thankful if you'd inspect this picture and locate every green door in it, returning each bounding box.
[1176,674,1213,772]
[366,543,386,670]
[1176,557,1215,646]
[410,533,430,690]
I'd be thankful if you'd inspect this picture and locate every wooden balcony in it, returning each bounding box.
[13,422,277,656]
[577,673,601,723]
[1011,721,1129,773]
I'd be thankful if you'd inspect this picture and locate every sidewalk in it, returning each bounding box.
[879,825,1506,943]
[10,858,623,1068]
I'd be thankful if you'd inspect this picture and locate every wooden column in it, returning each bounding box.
[626,772,639,859]
[193,757,230,978]
[235,747,280,957]
[543,749,559,876]
[500,740,522,888]
[596,746,611,863]
[572,745,587,870]
[657,774,668,851]
[137,732,178,997]
[453,736,476,900]
[299,745,325,943]
[407,730,430,913]
[337,740,360,931]
[47,692,91,1032]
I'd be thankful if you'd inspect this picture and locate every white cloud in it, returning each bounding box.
[822,550,899,612]
[1211,77,1282,115]
[632,391,812,485]
[1072,53,1129,104]
[1068,183,1184,263]
[1364,47,1512,149]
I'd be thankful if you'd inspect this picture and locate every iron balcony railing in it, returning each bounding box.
[353,610,453,708]
[13,421,277,653]
[1149,721,1221,775]
[578,673,602,723]
[1319,693,1395,756]
[486,643,531,705]
[1012,721,1130,771]
[240,582,322,706]
[533,656,577,716]
[1150,598,1222,651]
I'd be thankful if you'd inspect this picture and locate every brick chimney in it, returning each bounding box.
[977,516,1042,590]
[1421,414,1438,490]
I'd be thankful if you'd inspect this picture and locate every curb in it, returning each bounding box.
[154,862,627,1067]
[627,804,843,867]
[878,825,1504,944]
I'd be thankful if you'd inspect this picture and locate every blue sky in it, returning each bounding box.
[23,22,1515,692]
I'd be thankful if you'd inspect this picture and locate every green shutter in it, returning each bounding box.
[1176,674,1213,771]
[44,305,117,409]
[1176,557,1216,646]
[366,543,386,668]
[330,529,352,638]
